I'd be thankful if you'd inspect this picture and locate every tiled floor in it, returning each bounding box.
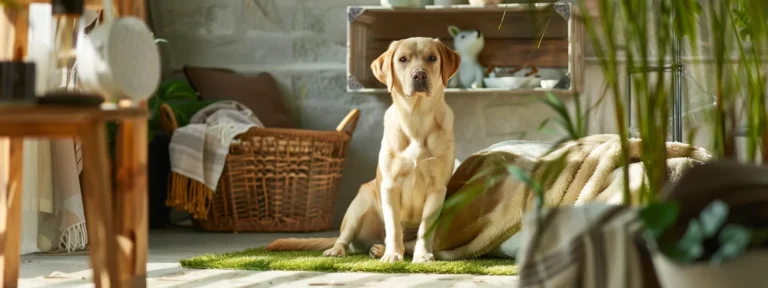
[19,228,519,287]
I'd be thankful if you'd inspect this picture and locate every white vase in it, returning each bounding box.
[651,250,768,288]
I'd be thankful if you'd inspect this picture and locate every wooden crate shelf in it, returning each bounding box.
[14,0,104,9]
[346,3,585,95]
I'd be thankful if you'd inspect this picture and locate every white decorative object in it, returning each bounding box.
[540,79,559,89]
[76,0,160,102]
[469,0,502,5]
[435,0,468,5]
[82,9,99,28]
[448,25,485,89]
[381,0,431,7]
[483,76,540,89]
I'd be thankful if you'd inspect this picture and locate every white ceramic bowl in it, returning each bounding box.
[381,0,430,7]
[484,77,541,89]
[540,79,559,89]
[537,68,567,80]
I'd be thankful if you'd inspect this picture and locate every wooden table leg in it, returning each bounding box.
[114,119,148,287]
[0,139,22,288]
[117,0,147,22]
[79,121,119,288]
[1,4,28,60]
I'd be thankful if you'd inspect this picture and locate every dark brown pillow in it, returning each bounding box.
[183,66,294,128]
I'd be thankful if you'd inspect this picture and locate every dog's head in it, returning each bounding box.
[371,37,460,98]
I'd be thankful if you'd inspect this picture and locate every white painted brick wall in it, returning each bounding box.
[151,0,718,225]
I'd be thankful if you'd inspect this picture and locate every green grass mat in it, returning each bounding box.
[180,248,518,276]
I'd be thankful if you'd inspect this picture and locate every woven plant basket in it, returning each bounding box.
[162,104,360,232]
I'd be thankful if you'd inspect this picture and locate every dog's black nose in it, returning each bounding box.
[412,70,428,82]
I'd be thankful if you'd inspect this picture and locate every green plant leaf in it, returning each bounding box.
[539,92,576,138]
[639,202,679,239]
[537,118,551,132]
[505,165,541,195]
[711,224,752,266]
[699,200,729,237]
[739,27,751,40]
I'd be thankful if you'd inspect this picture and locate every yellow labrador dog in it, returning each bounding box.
[266,37,460,263]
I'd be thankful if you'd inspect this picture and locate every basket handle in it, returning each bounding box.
[336,109,361,136]
[159,103,179,133]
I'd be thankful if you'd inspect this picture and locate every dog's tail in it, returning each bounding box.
[265,237,337,251]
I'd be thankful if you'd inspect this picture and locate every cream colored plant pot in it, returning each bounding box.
[652,250,768,288]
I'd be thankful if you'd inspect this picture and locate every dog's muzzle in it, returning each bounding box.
[412,70,429,93]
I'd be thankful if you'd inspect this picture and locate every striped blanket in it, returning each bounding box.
[166,100,263,219]
[431,134,712,261]
[516,204,647,288]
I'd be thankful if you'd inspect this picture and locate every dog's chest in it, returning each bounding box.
[394,129,437,177]
[395,137,437,226]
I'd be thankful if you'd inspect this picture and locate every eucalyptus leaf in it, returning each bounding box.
[711,224,752,266]
[699,200,729,237]
[673,219,706,262]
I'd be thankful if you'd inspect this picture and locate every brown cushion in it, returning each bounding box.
[183,66,294,128]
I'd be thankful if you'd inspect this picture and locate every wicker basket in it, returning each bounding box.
[161,104,360,232]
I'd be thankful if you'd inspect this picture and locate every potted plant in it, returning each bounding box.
[577,0,768,285]
[639,161,768,288]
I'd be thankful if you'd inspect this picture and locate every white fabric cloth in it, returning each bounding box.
[169,100,264,191]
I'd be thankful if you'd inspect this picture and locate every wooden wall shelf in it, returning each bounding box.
[346,3,585,95]
[17,0,103,9]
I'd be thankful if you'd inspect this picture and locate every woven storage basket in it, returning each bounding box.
[161,104,360,232]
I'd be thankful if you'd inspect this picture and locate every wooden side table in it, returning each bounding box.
[0,106,149,288]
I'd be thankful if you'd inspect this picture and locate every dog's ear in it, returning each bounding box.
[371,41,400,92]
[436,41,461,87]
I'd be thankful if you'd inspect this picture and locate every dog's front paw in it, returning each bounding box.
[380,251,404,263]
[369,244,385,259]
[412,252,435,263]
[323,246,346,257]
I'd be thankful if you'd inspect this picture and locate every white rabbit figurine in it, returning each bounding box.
[448,25,485,89]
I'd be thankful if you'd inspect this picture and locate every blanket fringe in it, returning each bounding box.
[166,172,213,220]
[59,221,88,252]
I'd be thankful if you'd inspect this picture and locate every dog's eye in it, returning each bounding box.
[399,56,407,63]
[460,35,465,39]
[428,55,437,62]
